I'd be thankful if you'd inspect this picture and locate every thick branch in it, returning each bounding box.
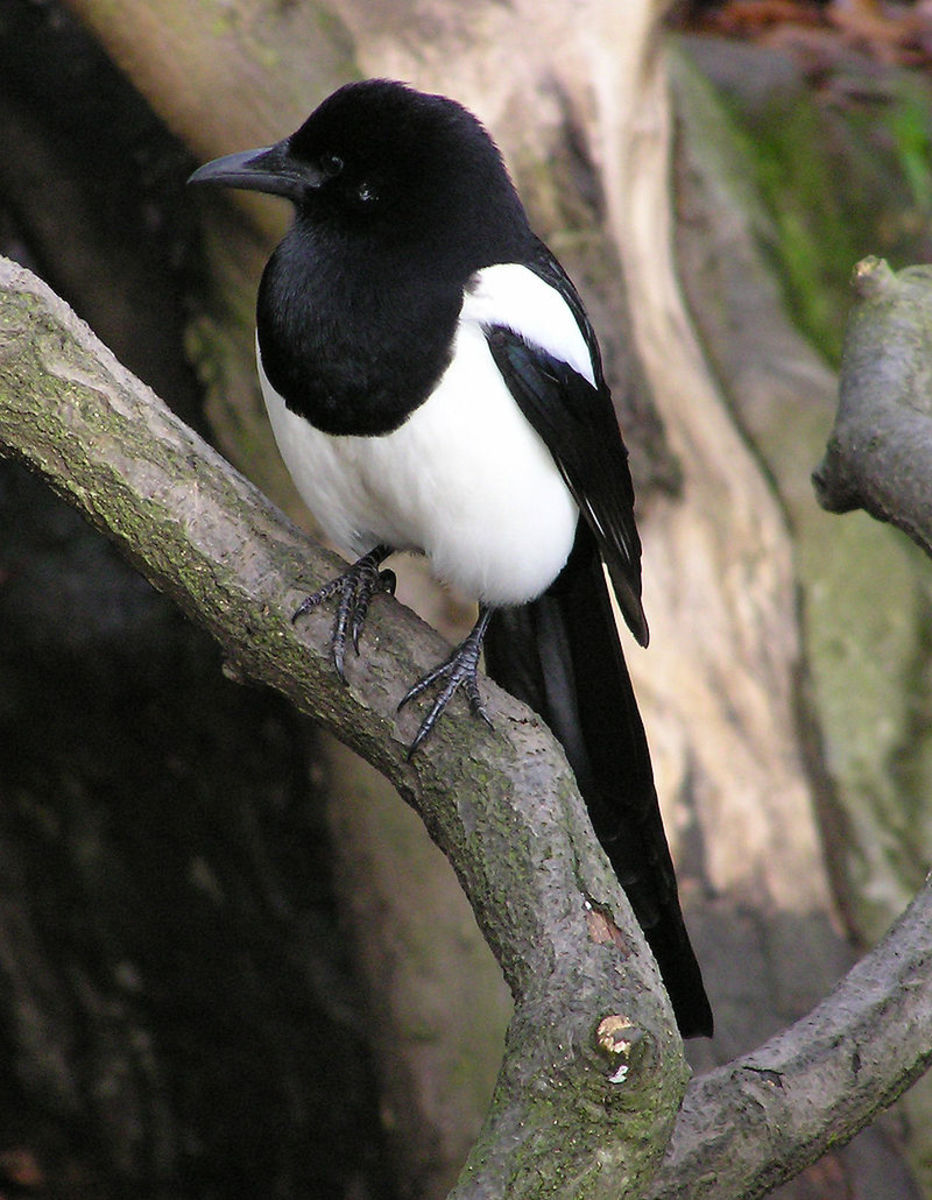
[0,258,689,1198]
[650,251,932,1196]
[649,875,932,1198]
[5,256,932,1198]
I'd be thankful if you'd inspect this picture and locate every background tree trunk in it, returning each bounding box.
[2,0,931,1195]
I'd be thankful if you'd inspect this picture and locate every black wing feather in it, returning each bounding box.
[484,525,714,1038]
[526,237,607,385]
[482,260,713,1037]
[486,325,648,646]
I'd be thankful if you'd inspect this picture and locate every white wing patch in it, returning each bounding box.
[460,263,596,385]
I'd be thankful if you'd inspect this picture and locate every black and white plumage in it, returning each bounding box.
[189,79,712,1038]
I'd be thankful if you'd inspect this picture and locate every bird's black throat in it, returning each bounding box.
[257,221,463,437]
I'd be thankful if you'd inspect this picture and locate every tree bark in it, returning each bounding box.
[0,257,691,1197]
[9,0,931,1192]
[3,253,932,1197]
[648,875,932,1198]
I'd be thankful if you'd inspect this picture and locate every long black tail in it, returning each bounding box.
[483,523,713,1038]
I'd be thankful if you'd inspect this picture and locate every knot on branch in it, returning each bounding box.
[594,1015,644,1086]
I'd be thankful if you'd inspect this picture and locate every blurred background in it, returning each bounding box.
[2,0,932,1196]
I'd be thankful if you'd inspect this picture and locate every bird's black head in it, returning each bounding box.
[189,79,530,266]
[189,81,535,434]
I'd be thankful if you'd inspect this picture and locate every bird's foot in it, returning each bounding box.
[399,607,494,756]
[292,545,395,680]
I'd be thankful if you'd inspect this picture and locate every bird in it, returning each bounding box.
[188,79,713,1038]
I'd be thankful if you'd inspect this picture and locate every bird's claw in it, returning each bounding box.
[292,546,393,679]
[352,568,396,654]
[400,608,494,757]
[294,559,494,756]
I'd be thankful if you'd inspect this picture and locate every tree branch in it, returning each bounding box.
[0,257,690,1198]
[4,255,932,1198]
[649,252,932,1198]
[814,256,932,554]
[649,875,932,1198]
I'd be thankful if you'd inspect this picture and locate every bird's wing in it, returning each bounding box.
[471,259,712,1036]
[524,239,608,384]
[485,321,648,646]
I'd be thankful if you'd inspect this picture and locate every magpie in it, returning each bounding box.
[189,79,712,1038]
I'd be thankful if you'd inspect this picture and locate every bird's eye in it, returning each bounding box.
[356,181,378,204]
[320,152,343,177]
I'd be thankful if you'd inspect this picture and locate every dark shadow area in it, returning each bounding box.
[0,2,396,1195]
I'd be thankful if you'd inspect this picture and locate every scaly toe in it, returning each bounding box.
[401,608,494,754]
[291,545,392,676]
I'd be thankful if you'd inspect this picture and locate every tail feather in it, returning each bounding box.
[484,524,712,1039]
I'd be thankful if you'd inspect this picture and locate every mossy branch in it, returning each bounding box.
[2,256,931,1198]
[648,875,932,1198]
[0,256,689,1198]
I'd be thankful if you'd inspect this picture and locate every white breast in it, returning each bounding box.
[257,264,589,606]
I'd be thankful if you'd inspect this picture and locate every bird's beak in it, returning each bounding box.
[187,140,323,202]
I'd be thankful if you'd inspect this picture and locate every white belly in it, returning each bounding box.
[257,321,579,606]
